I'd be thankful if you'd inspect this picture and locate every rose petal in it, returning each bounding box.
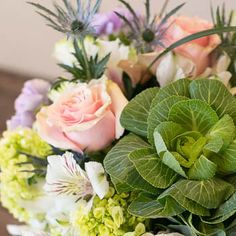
[66,110,116,151]
[107,80,128,139]
[36,107,83,152]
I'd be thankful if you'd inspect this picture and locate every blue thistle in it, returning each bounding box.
[28,0,101,39]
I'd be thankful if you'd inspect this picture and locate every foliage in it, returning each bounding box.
[212,5,236,86]
[58,40,110,81]
[104,78,236,235]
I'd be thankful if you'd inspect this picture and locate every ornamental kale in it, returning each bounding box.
[104,78,236,235]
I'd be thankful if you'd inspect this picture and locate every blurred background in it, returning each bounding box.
[0,0,236,235]
[1,0,236,79]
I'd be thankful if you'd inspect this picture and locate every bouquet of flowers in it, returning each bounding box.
[2,0,236,235]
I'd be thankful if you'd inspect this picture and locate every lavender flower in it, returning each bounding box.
[7,79,50,130]
[92,8,133,35]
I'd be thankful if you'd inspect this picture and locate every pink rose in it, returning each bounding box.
[164,16,221,74]
[36,76,128,152]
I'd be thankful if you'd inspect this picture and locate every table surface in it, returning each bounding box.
[0,71,29,236]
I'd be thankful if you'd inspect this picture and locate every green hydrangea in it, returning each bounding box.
[0,128,52,222]
[72,187,147,236]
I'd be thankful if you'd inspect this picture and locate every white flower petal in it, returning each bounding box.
[44,152,92,198]
[53,39,75,66]
[85,162,109,199]
[217,71,232,86]
[7,225,47,236]
[174,68,186,81]
[214,53,231,73]
[175,55,196,76]
[156,53,177,87]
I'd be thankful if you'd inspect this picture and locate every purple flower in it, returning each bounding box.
[92,9,133,35]
[7,79,51,130]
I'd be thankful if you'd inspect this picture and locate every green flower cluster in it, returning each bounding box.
[0,128,52,222]
[72,187,147,236]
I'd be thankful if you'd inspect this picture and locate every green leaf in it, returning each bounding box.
[207,115,235,150]
[213,143,236,174]
[189,79,236,124]
[162,151,187,177]
[171,132,206,168]
[148,97,188,145]
[188,155,217,180]
[175,178,234,209]
[128,192,184,218]
[203,136,224,156]
[154,121,186,153]
[147,27,236,71]
[158,184,210,216]
[227,175,236,189]
[104,134,158,194]
[199,222,226,236]
[120,88,159,137]
[151,79,191,106]
[128,193,164,218]
[207,192,236,224]
[110,176,133,193]
[153,131,168,155]
[93,53,111,79]
[168,100,219,135]
[129,148,178,189]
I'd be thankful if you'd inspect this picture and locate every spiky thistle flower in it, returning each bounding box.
[28,0,101,39]
[116,0,184,53]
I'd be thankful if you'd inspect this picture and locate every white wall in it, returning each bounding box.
[0,0,236,79]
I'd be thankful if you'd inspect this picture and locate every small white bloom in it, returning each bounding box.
[44,152,109,201]
[97,38,130,83]
[54,38,99,67]
[53,39,75,67]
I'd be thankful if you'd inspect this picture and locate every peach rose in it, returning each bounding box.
[36,76,128,152]
[164,16,221,75]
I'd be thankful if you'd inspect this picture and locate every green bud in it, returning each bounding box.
[98,199,108,207]
[104,217,117,229]
[135,223,146,236]
[98,224,110,236]
[128,216,136,226]
[106,187,115,198]
[93,207,106,219]
[124,232,136,236]
[120,192,130,199]
[111,206,124,228]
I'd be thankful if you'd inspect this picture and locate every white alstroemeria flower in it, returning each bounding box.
[7,224,47,236]
[156,52,194,87]
[201,53,232,87]
[44,152,109,201]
